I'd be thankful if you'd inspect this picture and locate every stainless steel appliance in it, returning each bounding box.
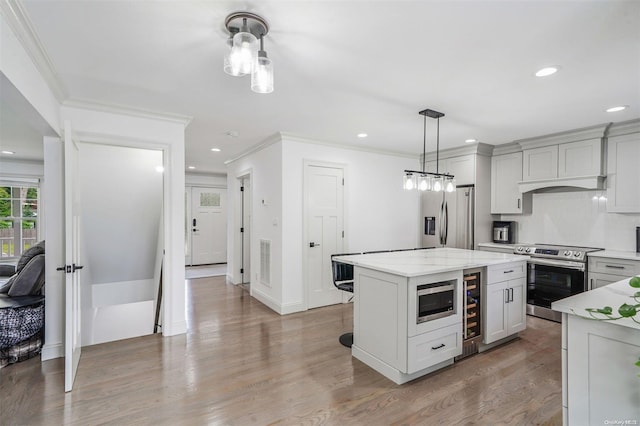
[513,244,603,322]
[492,221,515,244]
[416,280,456,323]
[422,185,475,249]
[456,268,482,360]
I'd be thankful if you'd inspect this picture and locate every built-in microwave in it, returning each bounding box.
[416,280,456,323]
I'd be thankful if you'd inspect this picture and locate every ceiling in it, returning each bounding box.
[2,0,639,174]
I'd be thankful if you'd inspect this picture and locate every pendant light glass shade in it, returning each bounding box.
[229,31,258,76]
[223,35,238,76]
[432,177,443,192]
[403,173,417,190]
[418,175,431,191]
[251,52,274,93]
[445,177,455,193]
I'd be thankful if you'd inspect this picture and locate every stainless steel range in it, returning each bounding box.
[513,244,603,322]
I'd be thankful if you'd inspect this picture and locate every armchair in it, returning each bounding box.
[0,241,46,368]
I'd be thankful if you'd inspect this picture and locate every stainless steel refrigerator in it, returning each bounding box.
[421,185,475,249]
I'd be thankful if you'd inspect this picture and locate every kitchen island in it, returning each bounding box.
[552,277,640,425]
[334,248,528,384]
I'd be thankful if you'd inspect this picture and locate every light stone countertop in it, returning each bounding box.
[552,277,640,331]
[588,250,640,261]
[333,247,527,278]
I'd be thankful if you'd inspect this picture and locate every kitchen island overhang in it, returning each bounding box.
[334,248,529,384]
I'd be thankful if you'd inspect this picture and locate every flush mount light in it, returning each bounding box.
[403,108,455,193]
[1,150,15,155]
[606,105,628,113]
[155,166,165,173]
[465,139,477,144]
[357,133,368,138]
[211,148,221,152]
[224,12,273,94]
[535,66,559,77]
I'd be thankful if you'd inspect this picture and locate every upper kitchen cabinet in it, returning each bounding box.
[517,124,608,193]
[491,151,526,214]
[606,119,640,213]
[425,154,475,185]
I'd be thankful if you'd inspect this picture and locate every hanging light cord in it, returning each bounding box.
[421,114,426,173]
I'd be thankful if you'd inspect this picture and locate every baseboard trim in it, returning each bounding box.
[41,342,63,360]
[162,320,187,336]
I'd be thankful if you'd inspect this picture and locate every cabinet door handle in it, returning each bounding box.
[505,289,509,304]
[605,265,625,269]
[590,278,593,290]
[504,270,514,274]
[517,198,521,209]
[431,343,446,350]
[509,287,514,302]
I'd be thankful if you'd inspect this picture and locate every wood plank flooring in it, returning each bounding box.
[1,276,562,425]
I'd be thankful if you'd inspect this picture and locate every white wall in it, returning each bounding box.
[79,144,163,284]
[186,172,226,187]
[226,134,421,314]
[227,139,283,311]
[500,190,640,251]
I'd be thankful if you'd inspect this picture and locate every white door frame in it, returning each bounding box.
[68,131,184,338]
[302,160,348,310]
[232,170,252,288]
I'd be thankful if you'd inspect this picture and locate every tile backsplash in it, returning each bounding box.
[500,190,640,251]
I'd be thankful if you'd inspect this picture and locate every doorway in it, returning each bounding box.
[239,176,251,291]
[186,187,227,266]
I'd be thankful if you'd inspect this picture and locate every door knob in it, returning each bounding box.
[193,228,199,232]
[309,242,321,247]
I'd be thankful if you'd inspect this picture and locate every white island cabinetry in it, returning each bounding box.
[552,278,640,425]
[483,261,527,345]
[336,248,527,384]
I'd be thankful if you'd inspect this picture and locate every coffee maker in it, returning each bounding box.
[493,221,515,244]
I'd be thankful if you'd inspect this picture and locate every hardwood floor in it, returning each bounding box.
[1,276,563,425]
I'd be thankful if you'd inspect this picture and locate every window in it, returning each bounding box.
[0,185,39,259]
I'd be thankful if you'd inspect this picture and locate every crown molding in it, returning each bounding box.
[607,118,640,138]
[63,99,193,127]
[515,123,610,149]
[0,0,67,102]
[424,142,495,161]
[224,132,282,166]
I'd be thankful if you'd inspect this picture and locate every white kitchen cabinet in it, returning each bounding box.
[562,314,640,425]
[523,145,558,181]
[588,254,640,290]
[426,154,475,185]
[606,132,640,212]
[483,262,526,345]
[491,152,525,214]
[558,138,602,178]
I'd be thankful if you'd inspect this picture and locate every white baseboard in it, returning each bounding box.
[41,342,63,360]
[162,319,187,336]
[251,287,305,315]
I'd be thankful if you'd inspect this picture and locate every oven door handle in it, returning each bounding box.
[527,258,585,271]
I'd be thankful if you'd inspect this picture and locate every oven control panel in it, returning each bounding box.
[514,245,588,261]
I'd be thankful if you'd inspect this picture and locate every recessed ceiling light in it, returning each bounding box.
[155,166,165,173]
[188,166,196,170]
[465,139,477,144]
[224,130,239,138]
[1,150,15,155]
[211,148,221,152]
[606,105,628,113]
[357,133,368,138]
[535,66,559,77]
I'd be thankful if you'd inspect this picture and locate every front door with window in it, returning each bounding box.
[190,187,227,265]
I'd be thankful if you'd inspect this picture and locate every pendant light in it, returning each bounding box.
[224,12,274,93]
[403,108,456,192]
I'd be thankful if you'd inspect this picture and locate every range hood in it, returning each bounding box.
[518,175,605,193]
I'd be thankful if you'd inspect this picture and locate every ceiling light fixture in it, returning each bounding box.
[465,139,477,143]
[211,148,221,152]
[403,109,455,193]
[1,150,15,155]
[188,166,196,170]
[535,66,558,77]
[224,12,273,94]
[357,133,368,138]
[606,105,628,113]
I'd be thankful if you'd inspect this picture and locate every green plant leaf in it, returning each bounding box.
[634,291,640,298]
[618,304,637,318]
[630,276,640,288]
[586,306,613,315]
[636,358,640,368]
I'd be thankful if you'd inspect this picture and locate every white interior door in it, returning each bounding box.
[64,121,83,392]
[191,187,227,265]
[305,164,344,309]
